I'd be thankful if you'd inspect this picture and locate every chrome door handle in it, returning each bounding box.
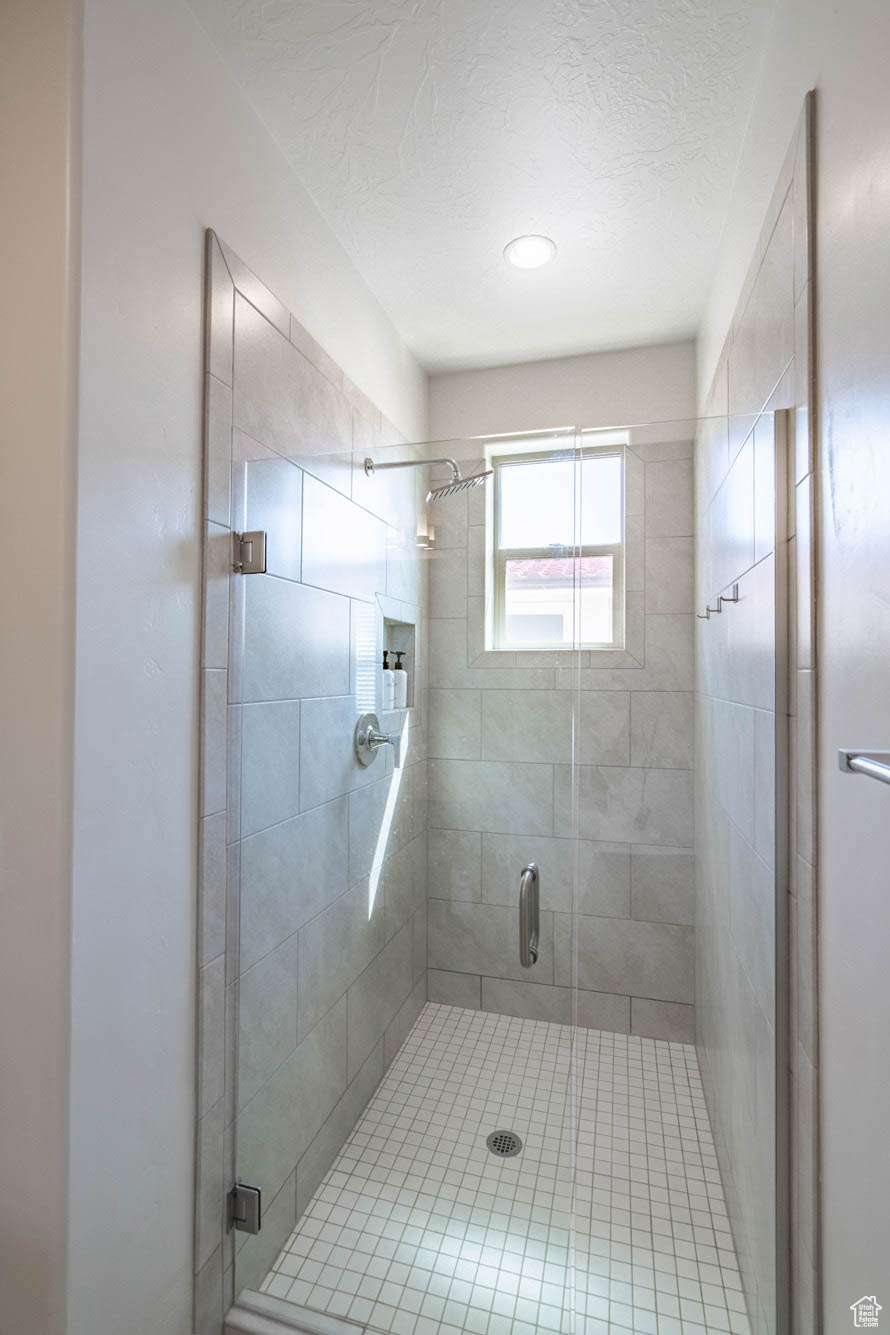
[519,863,539,968]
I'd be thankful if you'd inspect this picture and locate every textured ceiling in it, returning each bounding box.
[188,0,772,371]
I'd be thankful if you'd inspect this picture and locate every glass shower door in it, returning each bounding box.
[567,412,789,1335]
[225,426,588,1332]
[229,430,428,1300]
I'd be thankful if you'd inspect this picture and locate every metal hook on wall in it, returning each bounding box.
[698,584,740,621]
[717,583,740,611]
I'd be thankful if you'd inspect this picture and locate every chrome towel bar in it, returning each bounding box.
[838,749,890,786]
[519,863,539,968]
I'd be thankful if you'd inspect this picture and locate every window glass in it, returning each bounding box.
[491,443,624,651]
[498,457,575,549]
[498,454,622,549]
[503,554,613,648]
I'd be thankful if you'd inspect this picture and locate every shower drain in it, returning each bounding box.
[486,1129,522,1158]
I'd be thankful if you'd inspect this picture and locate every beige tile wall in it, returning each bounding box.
[426,434,697,1041]
[695,98,818,1335]
[196,234,430,1333]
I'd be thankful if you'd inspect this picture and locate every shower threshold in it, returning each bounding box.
[228,1003,749,1335]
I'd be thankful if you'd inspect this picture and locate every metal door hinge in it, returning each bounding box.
[228,1182,262,1234]
[233,530,266,574]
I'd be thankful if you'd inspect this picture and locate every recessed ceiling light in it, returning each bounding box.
[503,234,557,270]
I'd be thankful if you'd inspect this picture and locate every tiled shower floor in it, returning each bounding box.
[256,1003,750,1334]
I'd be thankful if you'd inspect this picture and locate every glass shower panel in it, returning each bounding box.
[567,412,788,1335]
[228,427,586,1329]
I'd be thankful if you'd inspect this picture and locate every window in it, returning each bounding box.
[489,443,625,651]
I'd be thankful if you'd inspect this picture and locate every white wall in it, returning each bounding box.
[0,4,80,1333]
[699,0,890,1324]
[70,2,427,1333]
[429,340,696,440]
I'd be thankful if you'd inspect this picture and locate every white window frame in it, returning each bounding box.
[489,442,625,652]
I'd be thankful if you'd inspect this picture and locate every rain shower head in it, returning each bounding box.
[426,469,493,502]
[363,454,493,503]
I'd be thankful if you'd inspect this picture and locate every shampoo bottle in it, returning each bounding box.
[393,651,408,708]
[382,651,395,710]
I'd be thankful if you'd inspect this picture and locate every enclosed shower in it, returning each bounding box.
[198,231,793,1335]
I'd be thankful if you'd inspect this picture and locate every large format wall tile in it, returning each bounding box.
[575,841,632,917]
[383,834,427,941]
[429,758,554,835]
[298,880,383,1039]
[481,978,572,1024]
[630,845,695,925]
[428,548,468,619]
[428,689,481,759]
[556,764,693,846]
[239,798,348,972]
[233,296,351,458]
[481,689,573,763]
[428,969,482,1008]
[347,776,394,883]
[576,989,631,1033]
[243,576,350,702]
[641,613,694,690]
[630,692,694,769]
[481,832,574,911]
[428,899,554,983]
[477,832,630,919]
[237,997,347,1203]
[711,697,755,841]
[383,975,427,1069]
[644,459,693,538]
[240,700,301,837]
[346,923,415,1080]
[238,935,299,1110]
[427,829,481,901]
[711,434,755,593]
[644,536,693,612]
[295,1040,383,1218]
[577,691,631,765]
[631,997,695,1042]
[299,695,387,810]
[244,457,303,582]
[575,916,694,1003]
[301,473,387,603]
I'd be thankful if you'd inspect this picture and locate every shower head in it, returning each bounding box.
[362,453,493,504]
[426,469,493,503]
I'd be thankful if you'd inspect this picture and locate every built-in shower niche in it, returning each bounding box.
[382,616,416,709]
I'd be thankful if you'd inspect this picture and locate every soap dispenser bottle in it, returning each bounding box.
[393,650,408,708]
[382,650,395,710]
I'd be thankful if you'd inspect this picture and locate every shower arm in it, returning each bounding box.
[363,456,461,482]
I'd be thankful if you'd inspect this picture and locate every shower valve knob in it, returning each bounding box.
[354,713,402,768]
